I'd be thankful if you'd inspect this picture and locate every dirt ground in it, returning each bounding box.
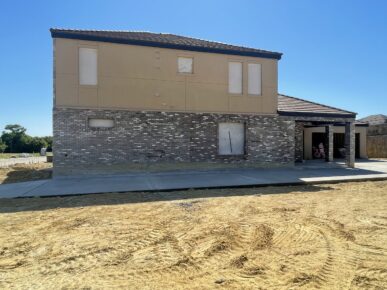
[0,163,52,184]
[0,181,387,289]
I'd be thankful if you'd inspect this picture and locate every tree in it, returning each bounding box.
[41,136,53,151]
[4,124,26,135]
[1,124,28,153]
[27,137,48,153]
[1,124,53,153]
[0,138,6,153]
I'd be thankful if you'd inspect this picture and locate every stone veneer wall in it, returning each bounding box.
[53,108,296,175]
[294,122,305,162]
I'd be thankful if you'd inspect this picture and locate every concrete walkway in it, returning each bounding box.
[1,160,387,199]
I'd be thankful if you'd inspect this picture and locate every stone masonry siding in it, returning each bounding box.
[294,122,306,162]
[53,108,295,175]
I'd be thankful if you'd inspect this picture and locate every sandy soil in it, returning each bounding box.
[0,163,52,184]
[0,181,386,289]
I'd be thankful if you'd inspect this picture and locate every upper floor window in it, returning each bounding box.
[248,63,262,95]
[79,48,97,85]
[178,57,193,73]
[228,62,242,94]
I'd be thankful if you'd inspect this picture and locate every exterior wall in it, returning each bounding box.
[294,122,312,162]
[54,38,278,115]
[53,108,295,175]
[367,124,387,158]
[303,126,367,159]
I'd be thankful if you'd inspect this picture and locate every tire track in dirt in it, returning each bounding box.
[39,225,168,275]
[306,217,360,290]
[356,215,387,230]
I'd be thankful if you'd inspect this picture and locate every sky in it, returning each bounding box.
[0,0,386,136]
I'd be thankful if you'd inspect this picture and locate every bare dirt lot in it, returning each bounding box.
[0,163,52,184]
[0,181,387,289]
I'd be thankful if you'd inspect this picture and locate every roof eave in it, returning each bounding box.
[50,30,282,60]
[278,111,357,119]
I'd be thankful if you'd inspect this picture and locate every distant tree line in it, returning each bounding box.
[0,124,52,153]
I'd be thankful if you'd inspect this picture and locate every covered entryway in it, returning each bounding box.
[278,94,361,168]
[295,121,357,167]
[301,124,367,163]
[310,132,361,159]
[333,133,361,159]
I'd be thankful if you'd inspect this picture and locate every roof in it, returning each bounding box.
[278,94,356,118]
[357,114,387,125]
[50,28,282,60]
[354,121,369,127]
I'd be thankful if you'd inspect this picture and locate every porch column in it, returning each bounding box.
[345,122,355,168]
[294,122,304,162]
[325,125,334,162]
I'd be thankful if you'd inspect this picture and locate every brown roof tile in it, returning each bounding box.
[278,94,356,117]
[50,28,282,60]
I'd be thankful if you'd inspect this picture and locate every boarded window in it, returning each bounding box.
[248,63,261,95]
[218,123,245,155]
[79,48,97,85]
[228,62,242,94]
[178,57,193,73]
[88,118,114,128]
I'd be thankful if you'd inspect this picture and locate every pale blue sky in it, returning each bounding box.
[1,0,386,136]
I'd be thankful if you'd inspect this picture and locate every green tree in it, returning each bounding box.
[1,124,53,153]
[4,124,26,135]
[1,124,28,153]
[41,136,53,151]
[0,138,6,153]
[28,137,49,153]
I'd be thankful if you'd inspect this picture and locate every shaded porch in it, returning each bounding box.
[295,121,357,167]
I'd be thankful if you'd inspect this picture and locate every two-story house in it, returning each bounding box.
[51,29,365,176]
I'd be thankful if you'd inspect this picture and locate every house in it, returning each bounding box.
[358,114,387,125]
[50,29,364,175]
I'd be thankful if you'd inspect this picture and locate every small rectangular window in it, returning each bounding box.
[228,62,242,94]
[178,57,193,73]
[79,48,97,85]
[88,118,114,128]
[218,123,245,155]
[248,63,262,95]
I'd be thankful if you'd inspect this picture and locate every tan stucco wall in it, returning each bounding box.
[304,126,367,159]
[54,38,278,114]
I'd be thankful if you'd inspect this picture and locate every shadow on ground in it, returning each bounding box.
[0,183,333,213]
[0,166,52,184]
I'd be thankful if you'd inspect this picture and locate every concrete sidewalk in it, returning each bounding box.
[1,160,387,199]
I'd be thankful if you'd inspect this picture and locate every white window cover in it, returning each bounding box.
[79,48,98,85]
[248,63,261,95]
[178,57,193,73]
[88,119,114,128]
[228,62,243,94]
[218,123,245,155]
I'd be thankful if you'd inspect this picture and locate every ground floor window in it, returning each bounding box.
[218,123,245,155]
